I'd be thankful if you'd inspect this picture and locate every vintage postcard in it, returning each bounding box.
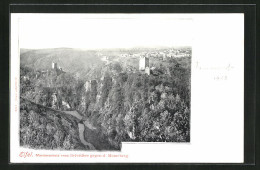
[10,14,244,163]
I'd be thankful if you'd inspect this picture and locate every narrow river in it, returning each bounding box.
[62,110,117,150]
[62,110,96,149]
[78,123,96,150]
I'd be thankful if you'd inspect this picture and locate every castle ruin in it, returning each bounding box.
[52,62,58,70]
[52,62,64,74]
[139,56,150,75]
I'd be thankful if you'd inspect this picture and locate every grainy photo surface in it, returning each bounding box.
[19,15,191,150]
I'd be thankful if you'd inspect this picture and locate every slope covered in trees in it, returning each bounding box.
[20,98,86,150]
[20,48,191,150]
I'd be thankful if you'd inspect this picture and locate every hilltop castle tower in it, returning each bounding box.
[139,56,149,71]
[52,62,58,70]
[51,62,64,74]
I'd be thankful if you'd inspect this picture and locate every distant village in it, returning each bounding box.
[99,48,191,75]
[100,48,191,60]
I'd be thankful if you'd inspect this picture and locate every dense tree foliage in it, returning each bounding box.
[20,98,85,150]
[20,50,191,150]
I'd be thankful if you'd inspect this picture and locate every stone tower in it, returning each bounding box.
[139,56,149,71]
[52,62,58,70]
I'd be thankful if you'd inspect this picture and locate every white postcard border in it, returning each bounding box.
[10,13,244,163]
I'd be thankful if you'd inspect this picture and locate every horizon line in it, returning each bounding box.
[20,46,192,50]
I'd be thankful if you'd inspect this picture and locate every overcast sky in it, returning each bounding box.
[18,14,193,49]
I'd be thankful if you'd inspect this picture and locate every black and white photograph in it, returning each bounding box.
[18,14,191,151]
[10,13,245,163]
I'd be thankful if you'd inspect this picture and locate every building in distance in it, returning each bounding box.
[139,56,150,75]
[139,56,149,71]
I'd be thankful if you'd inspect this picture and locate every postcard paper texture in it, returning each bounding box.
[10,14,244,163]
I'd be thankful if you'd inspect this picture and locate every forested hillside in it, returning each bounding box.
[20,47,191,150]
[20,48,102,80]
[20,98,86,150]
